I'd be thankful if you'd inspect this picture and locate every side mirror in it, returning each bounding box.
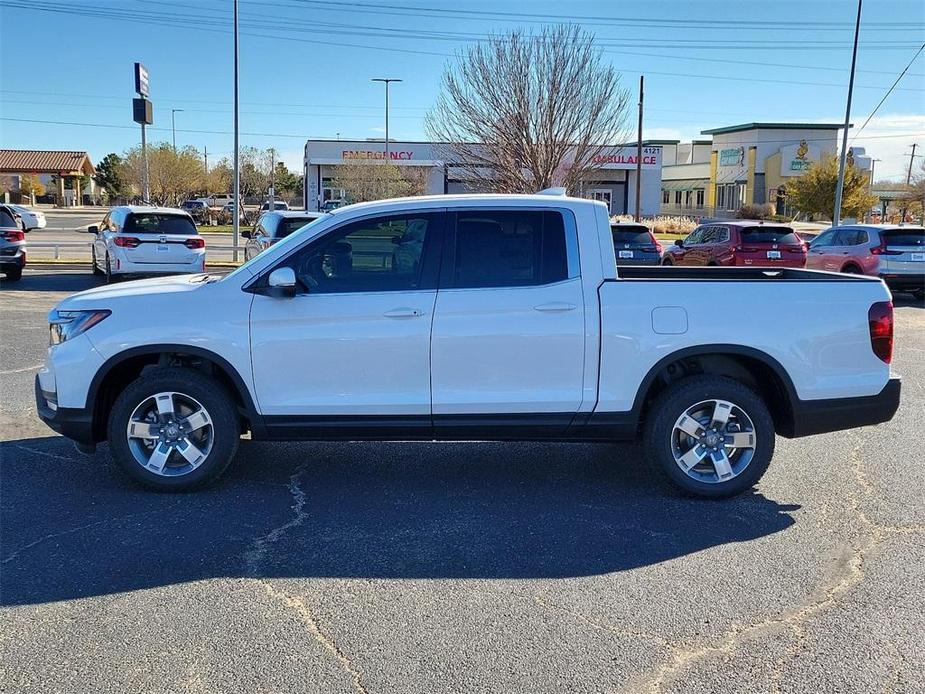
[675,238,684,248]
[266,266,297,298]
[88,225,99,234]
[242,229,251,239]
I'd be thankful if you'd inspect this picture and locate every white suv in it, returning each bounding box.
[90,206,206,282]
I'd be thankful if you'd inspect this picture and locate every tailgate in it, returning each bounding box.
[125,233,201,264]
[881,227,925,274]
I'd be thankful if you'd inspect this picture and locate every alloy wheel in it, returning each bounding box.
[670,399,757,484]
[126,391,214,476]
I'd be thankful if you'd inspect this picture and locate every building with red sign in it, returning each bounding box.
[303,139,664,215]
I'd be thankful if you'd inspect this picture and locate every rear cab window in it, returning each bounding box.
[123,213,198,236]
[739,226,800,245]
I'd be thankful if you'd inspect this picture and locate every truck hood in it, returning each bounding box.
[56,274,217,309]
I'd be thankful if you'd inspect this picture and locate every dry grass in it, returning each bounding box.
[611,215,697,235]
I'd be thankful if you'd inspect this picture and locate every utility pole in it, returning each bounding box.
[833,0,862,225]
[869,157,880,186]
[635,75,644,222]
[203,146,209,194]
[900,143,919,222]
[372,78,401,159]
[268,149,275,211]
[232,0,240,261]
[171,109,183,152]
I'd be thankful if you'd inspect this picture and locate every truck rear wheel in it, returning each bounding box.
[643,376,774,498]
[107,367,240,491]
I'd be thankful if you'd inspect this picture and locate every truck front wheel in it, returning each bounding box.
[643,376,774,498]
[107,367,240,490]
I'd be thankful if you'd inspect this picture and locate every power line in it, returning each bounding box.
[3,116,922,146]
[850,43,925,145]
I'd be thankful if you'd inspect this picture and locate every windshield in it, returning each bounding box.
[277,217,320,238]
[611,226,652,245]
[739,226,800,244]
[123,213,198,235]
[221,213,330,282]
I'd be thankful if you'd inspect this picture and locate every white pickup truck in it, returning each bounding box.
[36,193,901,497]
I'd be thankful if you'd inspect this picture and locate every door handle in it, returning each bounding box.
[383,308,424,318]
[533,302,577,313]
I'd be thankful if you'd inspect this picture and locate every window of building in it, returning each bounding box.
[674,190,682,205]
[695,189,705,208]
[662,190,670,204]
[452,210,568,288]
[716,185,726,209]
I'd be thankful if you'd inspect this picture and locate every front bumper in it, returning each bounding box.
[788,377,901,438]
[35,375,95,444]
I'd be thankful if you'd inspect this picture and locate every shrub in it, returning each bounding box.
[737,203,775,220]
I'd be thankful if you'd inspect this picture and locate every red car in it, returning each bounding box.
[662,221,807,268]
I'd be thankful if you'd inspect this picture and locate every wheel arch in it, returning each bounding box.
[630,344,799,437]
[87,344,260,442]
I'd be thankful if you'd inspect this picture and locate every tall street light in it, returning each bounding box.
[171,108,184,151]
[232,0,240,261]
[372,78,401,159]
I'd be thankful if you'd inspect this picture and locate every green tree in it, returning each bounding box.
[122,143,206,205]
[94,153,128,199]
[787,154,877,221]
[18,174,45,202]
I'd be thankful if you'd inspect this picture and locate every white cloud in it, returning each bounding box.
[819,113,925,181]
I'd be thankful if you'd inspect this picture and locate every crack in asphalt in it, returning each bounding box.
[638,431,924,694]
[243,464,369,694]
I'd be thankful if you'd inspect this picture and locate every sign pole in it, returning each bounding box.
[141,121,150,202]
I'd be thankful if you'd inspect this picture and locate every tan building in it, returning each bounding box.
[661,123,872,218]
[0,150,96,207]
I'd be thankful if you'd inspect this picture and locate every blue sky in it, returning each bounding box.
[1,0,923,179]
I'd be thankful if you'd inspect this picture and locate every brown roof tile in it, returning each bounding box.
[0,150,95,175]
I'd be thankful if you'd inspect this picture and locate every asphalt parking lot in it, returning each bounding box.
[1,269,923,694]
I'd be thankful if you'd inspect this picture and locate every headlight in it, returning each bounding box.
[49,309,111,346]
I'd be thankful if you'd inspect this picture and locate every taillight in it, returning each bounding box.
[1,230,25,242]
[185,237,205,249]
[655,242,663,253]
[868,301,893,364]
[113,236,140,248]
[870,242,901,256]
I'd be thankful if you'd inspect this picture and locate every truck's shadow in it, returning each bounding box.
[0,436,797,606]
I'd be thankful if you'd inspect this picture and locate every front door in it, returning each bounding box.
[249,211,445,426]
[430,209,586,437]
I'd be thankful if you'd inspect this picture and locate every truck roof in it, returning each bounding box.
[327,193,605,216]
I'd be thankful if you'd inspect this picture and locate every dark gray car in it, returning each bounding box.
[244,210,324,261]
[611,223,662,266]
[0,204,26,281]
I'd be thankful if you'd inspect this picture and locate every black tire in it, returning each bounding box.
[661,257,673,266]
[107,367,240,491]
[643,375,775,499]
[104,254,115,284]
[911,288,924,301]
[91,247,104,276]
[842,265,862,275]
[4,266,23,281]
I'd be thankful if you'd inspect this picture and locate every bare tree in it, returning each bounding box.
[426,25,631,194]
[331,162,429,203]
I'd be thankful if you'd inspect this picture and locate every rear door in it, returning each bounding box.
[881,227,925,274]
[122,212,200,265]
[430,208,585,432]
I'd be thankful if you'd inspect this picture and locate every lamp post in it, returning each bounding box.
[232,0,240,261]
[371,78,401,159]
[171,109,184,152]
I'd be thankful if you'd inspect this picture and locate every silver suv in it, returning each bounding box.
[0,204,26,282]
[244,210,323,260]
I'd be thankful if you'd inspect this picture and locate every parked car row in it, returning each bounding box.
[615,219,923,300]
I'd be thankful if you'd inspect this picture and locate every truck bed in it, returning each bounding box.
[614,266,881,282]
